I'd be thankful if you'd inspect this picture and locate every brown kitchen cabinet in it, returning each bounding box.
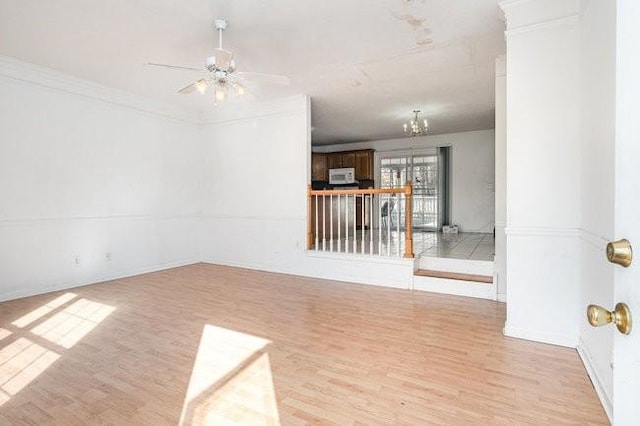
[354,150,374,180]
[311,153,328,181]
[322,149,374,180]
[342,152,356,169]
[327,153,342,170]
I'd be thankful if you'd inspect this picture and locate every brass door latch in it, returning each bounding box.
[587,303,632,335]
[606,239,632,267]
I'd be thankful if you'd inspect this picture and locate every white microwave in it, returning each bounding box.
[329,168,356,185]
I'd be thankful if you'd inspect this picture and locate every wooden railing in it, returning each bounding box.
[307,182,414,258]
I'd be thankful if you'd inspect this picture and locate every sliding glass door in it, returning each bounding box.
[379,148,448,230]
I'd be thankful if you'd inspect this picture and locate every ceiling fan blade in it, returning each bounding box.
[178,82,198,94]
[214,48,233,71]
[145,63,203,72]
[235,72,290,86]
[178,79,209,95]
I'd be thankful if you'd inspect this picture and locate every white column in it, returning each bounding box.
[500,0,582,347]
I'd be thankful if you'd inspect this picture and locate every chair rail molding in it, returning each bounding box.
[505,226,581,238]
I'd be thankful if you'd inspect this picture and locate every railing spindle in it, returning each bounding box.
[368,195,373,255]
[360,194,365,254]
[396,195,401,256]
[322,193,326,251]
[314,195,319,250]
[345,193,349,253]
[307,185,313,250]
[352,194,357,253]
[337,194,341,253]
[386,194,391,257]
[378,194,382,256]
[330,194,334,251]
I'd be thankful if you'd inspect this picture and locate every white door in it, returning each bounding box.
[612,1,640,423]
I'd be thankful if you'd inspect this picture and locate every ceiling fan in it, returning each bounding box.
[146,19,289,103]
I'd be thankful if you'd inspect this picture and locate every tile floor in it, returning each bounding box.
[311,230,495,261]
[415,231,495,261]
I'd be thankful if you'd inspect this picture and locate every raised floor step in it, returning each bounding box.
[418,256,494,276]
[412,257,496,300]
[414,269,492,284]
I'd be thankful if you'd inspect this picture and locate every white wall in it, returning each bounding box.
[199,96,309,272]
[501,0,582,347]
[315,130,496,233]
[577,0,616,419]
[198,96,416,289]
[494,55,507,302]
[0,57,202,301]
[0,56,414,302]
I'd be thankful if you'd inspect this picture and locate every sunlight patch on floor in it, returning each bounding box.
[12,293,77,328]
[30,298,115,349]
[0,337,60,406]
[180,324,280,426]
[0,295,115,408]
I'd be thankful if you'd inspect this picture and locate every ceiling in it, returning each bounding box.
[0,0,505,145]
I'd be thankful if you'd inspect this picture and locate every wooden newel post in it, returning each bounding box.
[404,182,414,258]
[307,184,313,250]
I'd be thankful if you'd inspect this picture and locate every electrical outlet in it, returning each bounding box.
[73,255,81,267]
[105,252,112,262]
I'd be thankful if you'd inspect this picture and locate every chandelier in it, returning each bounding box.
[403,110,429,136]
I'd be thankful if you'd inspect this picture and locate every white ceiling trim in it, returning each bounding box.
[0,55,200,124]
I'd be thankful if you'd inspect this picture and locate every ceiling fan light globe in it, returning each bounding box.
[195,80,208,94]
[215,87,226,102]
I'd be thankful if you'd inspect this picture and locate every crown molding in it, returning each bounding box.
[0,55,200,124]
[504,14,580,37]
[0,55,310,130]
[500,0,581,33]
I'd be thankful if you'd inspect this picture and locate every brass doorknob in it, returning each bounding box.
[606,239,632,267]
[587,303,632,335]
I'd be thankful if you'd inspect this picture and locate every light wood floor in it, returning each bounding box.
[0,263,608,425]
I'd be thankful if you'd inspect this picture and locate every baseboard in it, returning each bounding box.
[201,258,301,280]
[201,257,412,290]
[0,259,200,303]
[576,339,613,423]
[503,324,577,348]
